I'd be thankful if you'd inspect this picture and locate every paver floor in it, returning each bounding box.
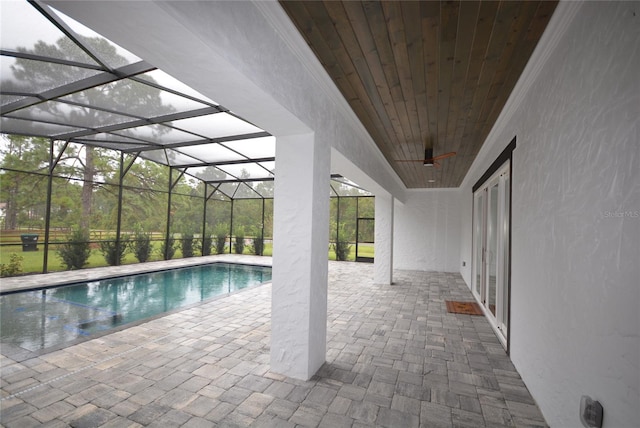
[1,259,547,427]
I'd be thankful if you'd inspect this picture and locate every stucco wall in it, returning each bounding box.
[393,190,462,273]
[459,2,639,427]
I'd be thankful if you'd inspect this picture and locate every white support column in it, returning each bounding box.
[374,192,394,285]
[271,133,330,380]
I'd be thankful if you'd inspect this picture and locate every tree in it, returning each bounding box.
[0,136,49,229]
[194,166,233,238]
[172,189,202,236]
[4,35,175,230]
[120,158,170,232]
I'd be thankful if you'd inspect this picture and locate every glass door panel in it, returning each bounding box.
[472,161,510,348]
[486,181,499,316]
[499,174,510,333]
[473,191,485,297]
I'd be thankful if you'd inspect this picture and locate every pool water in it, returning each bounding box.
[0,263,271,352]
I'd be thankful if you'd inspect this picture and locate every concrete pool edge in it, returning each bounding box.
[0,254,272,295]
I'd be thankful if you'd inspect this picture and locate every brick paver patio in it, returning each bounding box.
[1,259,547,427]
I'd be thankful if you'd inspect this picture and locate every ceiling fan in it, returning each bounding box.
[395,148,457,167]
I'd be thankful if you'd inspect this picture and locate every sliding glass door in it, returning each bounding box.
[472,161,510,347]
[473,191,485,298]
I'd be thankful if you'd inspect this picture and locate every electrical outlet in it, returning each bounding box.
[462,261,466,267]
[580,396,603,428]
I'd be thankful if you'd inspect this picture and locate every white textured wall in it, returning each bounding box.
[460,2,639,427]
[393,190,462,272]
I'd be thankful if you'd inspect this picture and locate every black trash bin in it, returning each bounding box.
[21,234,39,251]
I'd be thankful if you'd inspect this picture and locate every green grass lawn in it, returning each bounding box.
[0,241,275,275]
[1,240,373,277]
[328,243,374,261]
[0,243,164,274]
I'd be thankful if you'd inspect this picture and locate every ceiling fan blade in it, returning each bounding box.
[395,159,426,162]
[431,151,457,161]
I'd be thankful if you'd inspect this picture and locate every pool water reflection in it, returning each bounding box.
[0,263,271,352]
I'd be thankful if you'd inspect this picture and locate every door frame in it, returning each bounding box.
[355,217,374,263]
[472,137,515,353]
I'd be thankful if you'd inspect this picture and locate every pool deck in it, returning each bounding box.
[1,257,547,427]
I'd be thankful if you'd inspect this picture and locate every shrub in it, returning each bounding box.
[234,226,245,254]
[250,227,264,256]
[214,224,228,254]
[332,225,352,261]
[57,228,91,270]
[201,235,213,256]
[161,235,176,260]
[1,253,24,277]
[332,240,352,261]
[132,228,152,263]
[180,232,195,258]
[99,235,130,266]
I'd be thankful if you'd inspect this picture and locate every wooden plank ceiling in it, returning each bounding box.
[280,0,557,188]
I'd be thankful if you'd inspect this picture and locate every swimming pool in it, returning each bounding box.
[0,262,271,353]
